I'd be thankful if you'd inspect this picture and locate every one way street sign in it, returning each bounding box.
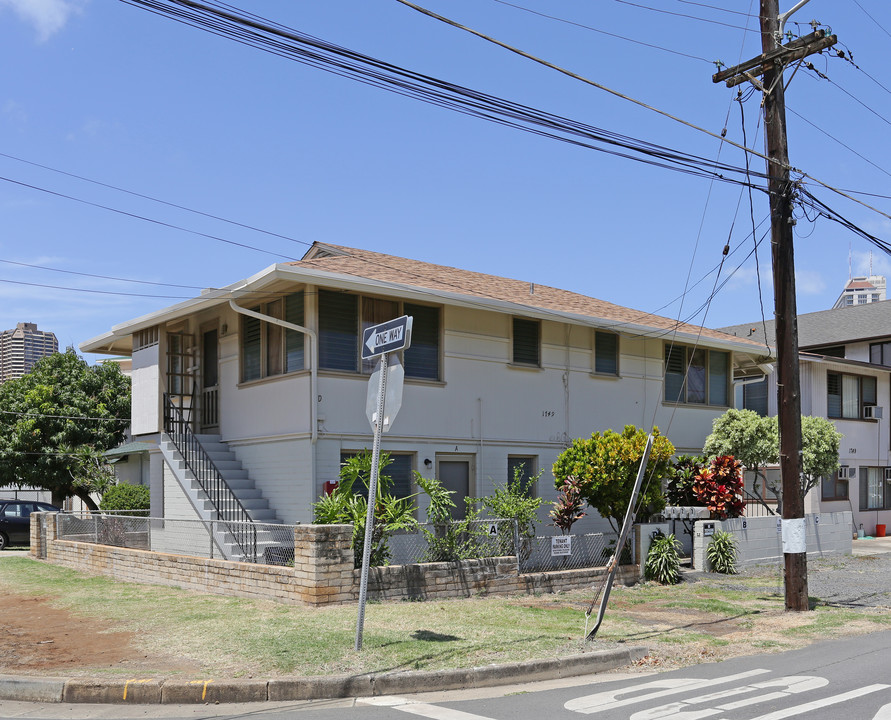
[361,315,413,360]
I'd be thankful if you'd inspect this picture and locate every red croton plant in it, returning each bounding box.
[691,455,746,520]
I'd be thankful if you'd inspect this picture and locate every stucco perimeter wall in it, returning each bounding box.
[692,512,853,571]
[31,516,638,606]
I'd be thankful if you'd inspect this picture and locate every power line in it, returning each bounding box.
[851,0,891,40]
[119,0,774,190]
[612,0,764,33]
[0,151,314,251]
[0,175,300,261]
[487,0,713,63]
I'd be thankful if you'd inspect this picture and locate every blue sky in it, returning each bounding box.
[1,0,889,355]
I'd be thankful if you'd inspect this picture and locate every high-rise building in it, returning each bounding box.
[0,322,59,383]
[832,275,887,309]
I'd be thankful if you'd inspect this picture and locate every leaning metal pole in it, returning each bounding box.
[355,352,390,651]
[586,434,654,640]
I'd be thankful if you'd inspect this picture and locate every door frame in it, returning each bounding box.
[435,453,476,519]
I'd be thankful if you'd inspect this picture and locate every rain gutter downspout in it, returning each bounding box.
[228,300,319,444]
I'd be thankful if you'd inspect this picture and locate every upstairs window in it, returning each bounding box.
[737,377,768,416]
[512,318,540,367]
[664,345,729,406]
[318,291,441,380]
[594,331,619,375]
[241,292,305,382]
[870,341,891,367]
[827,371,876,419]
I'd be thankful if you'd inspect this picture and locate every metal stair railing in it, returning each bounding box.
[163,394,257,561]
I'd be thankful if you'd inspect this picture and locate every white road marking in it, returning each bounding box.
[359,696,496,720]
[628,676,828,719]
[742,684,890,720]
[564,669,770,714]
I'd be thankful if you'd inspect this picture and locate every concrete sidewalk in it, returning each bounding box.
[0,646,648,705]
[852,535,891,555]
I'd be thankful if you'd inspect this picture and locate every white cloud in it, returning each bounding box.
[794,269,826,296]
[853,249,891,278]
[0,0,82,42]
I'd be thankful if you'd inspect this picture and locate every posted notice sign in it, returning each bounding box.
[551,536,572,557]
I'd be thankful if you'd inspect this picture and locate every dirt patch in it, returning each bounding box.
[0,594,199,677]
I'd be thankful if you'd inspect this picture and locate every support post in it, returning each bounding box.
[760,0,808,611]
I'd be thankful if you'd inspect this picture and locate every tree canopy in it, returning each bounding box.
[0,349,131,509]
[703,408,841,512]
[552,425,675,533]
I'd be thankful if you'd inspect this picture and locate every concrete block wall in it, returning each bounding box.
[31,514,638,606]
[692,511,853,571]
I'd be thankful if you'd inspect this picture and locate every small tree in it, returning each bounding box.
[549,475,587,535]
[552,425,675,533]
[692,455,745,520]
[800,415,842,499]
[0,349,131,509]
[703,409,778,512]
[704,409,842,513]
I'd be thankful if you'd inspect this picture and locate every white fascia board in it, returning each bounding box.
[80,265,283,354]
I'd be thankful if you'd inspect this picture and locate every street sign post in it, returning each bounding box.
[355,316,413,651]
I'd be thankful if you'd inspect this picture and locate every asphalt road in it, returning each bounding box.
[6,630,891,720]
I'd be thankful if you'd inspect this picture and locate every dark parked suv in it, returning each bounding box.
[0,499,61,550]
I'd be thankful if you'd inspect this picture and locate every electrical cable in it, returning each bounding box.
[487,0,713,63]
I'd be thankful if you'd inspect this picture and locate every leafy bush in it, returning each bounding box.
[549,475,587,534]
[100,483,150,516]
[474,467,543,557]
[552,425,675,532]
[665,455,707,507]
[644,532,682,584]
[706,530,739,574]
[693,455,745,519]
[416,474,485,562]
[313,451,418,567]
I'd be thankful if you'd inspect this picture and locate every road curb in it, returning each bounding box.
[0,645,647,705]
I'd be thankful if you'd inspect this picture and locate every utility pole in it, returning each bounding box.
[760,0,808,613]
[714,1,836,611]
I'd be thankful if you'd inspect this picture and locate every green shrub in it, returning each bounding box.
[644,533,682,584]
[706,530,739,574]
[100,483,150,516]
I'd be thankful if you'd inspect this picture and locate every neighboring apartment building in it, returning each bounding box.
[80,243,771,546]
[722,301,891,534]
[0,322,58,383]
[833,275,886,309]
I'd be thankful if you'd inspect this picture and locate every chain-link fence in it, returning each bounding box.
[56,514,299,566]
[378,519,519,567]
[518,532,632,573]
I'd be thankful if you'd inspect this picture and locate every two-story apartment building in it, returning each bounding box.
[81,243,771,538]
[723,301,891,534]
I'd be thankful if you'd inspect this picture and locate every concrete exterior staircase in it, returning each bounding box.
[159,433,284,562]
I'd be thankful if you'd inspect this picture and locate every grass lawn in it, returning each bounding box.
[1,555,889,678]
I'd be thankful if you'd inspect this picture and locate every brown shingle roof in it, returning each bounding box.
[288,243,767,350]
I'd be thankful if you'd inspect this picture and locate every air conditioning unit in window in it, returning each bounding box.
[885,468,891,483]
[863,406,883,420]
